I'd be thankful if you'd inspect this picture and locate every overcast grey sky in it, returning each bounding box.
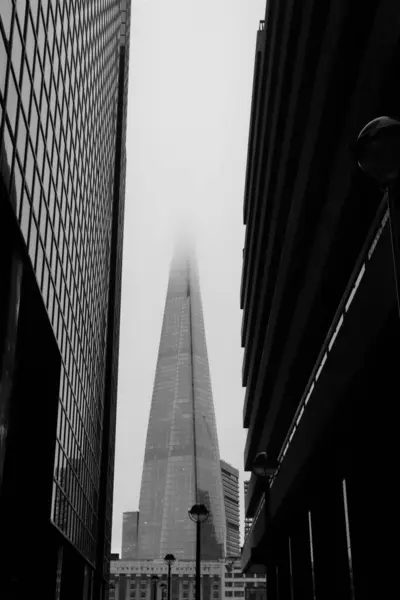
[112,0,266,554]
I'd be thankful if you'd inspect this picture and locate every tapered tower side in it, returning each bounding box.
[137,250,225,559]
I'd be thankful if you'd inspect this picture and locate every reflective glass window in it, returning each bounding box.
[0,2,13,42]
[37,17,45,64]
[0,32,8,97]
[20,194,31,242]
[13,156,23,216]
[11,23,23,82]
[20,61,31,117]
[30,2,39,26]
[32,171,41,219]
[24,140,34,194]
[47,12,54,52]
[36,128,45,173]
[16,111,27,163]
[40,92,48,128]
[29,98,39,148]
[15,1,26,27]
[6,70,18,134]
[25,16,35,74]
[44,48,51,92]
[39,204,47,241]
[29,216,38,263]
[34,59,42,100]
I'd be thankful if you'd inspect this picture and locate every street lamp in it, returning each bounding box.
[151,575,159,600]
[164,553,176,600]
[355,116,400,316]
[251,452,279,600]
[188,503,209,600]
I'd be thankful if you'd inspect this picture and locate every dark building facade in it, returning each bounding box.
[243,481,252,541]
[220,460,240,557]
[0,2,131,598]
[138,250,226,560]
[122,511,139,559]
[240,1,400,599]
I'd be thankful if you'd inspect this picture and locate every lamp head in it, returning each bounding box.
[355,116,400,189]
[188,503,209,524]
[164,553,176,567]
[251,452,279,478]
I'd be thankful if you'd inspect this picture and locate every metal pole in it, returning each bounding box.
[168,564,171,600]
[196,519,201,600]
[264,480,269,600]
[387,186,400,318]
[264,478,277,600]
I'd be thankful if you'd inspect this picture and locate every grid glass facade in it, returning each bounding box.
[0,0,130,579]
[138,252,226,560]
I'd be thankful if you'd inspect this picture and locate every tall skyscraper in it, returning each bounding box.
[220,460,240,557]
[122,511,139,559]
[137,249,226,560]
[0,2,131,598]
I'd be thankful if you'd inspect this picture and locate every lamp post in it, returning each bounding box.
[164,553,176,600]
[151,575,159,600]
[251,452,279,600]
[188,503,209,600]
[355,116,400,317]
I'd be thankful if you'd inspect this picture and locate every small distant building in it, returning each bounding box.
[122,512,140,559]
[223,559,265,600]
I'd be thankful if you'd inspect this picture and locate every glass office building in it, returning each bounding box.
[138,251,226,560]
[122,511,140,559]
[0,2,131,598]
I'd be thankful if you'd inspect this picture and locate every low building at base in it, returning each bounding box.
[224,559,265,600]
[109,559,224,600]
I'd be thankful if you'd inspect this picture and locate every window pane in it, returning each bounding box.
[25,141,34,194]
[11,23,23,81]
[15,0,26,28]
[0,32,8,98]
[6,70,18,134]
[1,2,13,42]
[2,120,14,173]
[30,0,40,26]
[29,216,38,263]
[16,112,27,162]
[25,16,35,73]
[12,156,23,217]
[21,61,31,117]
[20,194,31,242]
[29,98,39,147]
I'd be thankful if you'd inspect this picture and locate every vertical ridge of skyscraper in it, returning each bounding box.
[137,248,226,560]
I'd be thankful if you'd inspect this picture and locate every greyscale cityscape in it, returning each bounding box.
[1,1,399,600]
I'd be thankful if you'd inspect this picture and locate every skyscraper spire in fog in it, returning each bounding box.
[137,246,226,560]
